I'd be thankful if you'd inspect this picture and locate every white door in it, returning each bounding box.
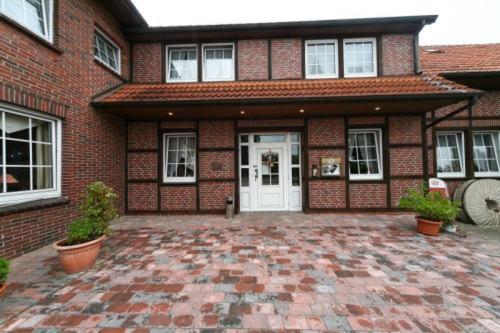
[254,146,287,211]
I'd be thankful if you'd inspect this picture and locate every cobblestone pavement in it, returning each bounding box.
[1,213,499,332]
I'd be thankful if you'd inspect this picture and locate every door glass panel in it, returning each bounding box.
[291,144,300,165]
[271,175,279,185]
[240,135,248,143]
[261,151,279,186]
[292,167,300,186]
[241,146,249,166]
[241,168,249,187]
[254,135,286,143]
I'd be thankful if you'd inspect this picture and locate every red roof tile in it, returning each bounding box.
[420,44,500,74]
[94,76,477,104]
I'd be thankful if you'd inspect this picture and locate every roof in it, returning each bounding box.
[93,76,478,106]
[124,15,438,42]
[101,0,148,28]
[420,44,500,75]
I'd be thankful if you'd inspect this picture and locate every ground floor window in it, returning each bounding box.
[163,133,196,183]
[473,131,500,177]
[0,104,61,206]
[436,131,465,178]
[348,129,383,180]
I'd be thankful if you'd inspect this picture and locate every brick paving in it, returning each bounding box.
[1,213,499,332]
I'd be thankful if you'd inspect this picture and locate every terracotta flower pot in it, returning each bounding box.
[53,235,106,274]
[0,283,7,296]
[416,217,442,236]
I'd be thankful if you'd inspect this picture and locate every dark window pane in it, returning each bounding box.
[32,143,52,165]
[350,161,359,174]
[262,175,270,185]
[271,175,279,185]
[240,135,248,143]
[5,113,29,140]
[254,135,286,143]
[6,140,30,165]
[6,167,30,192]
[367,160,379,174]
[31,118,51,142]
[32,167,53,190]
[241,146,249,166]
[176,164,185,177]
[292,167,300,186]
[186,164,195,177]
[291,145,299,165]
[241,168,249,187]
[167,164,176,177]
[270,163,279,174]
[168,151,177,163]
[359,161,368,174]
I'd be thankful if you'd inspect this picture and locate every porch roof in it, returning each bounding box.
[92,76,480,120]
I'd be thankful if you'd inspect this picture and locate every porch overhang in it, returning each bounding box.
[92,76,481,120]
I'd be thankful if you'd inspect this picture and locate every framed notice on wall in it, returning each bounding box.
[321,157,341,176]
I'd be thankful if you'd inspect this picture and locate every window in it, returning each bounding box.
[343,38,377,77]
[0,0,52,41]
[202,43,235,81]
[305,40,338,79]
[473,131,500,177]
[436,132,465,178]
[348,129,383,180]
[163,134,196,183]
[0,104,61,206]
[167,45,198,82]
[94,29,121,74]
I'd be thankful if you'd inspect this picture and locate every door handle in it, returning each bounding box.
[254,167,258,181]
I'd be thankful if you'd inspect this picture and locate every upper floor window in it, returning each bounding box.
[94,29,121,74]
[167,45,198,82]
[436,132,465,178]
[348,129,383,180]
[203,43,235,81]
[344,38,377,77]
[305,40,339,79]
[473,131,500,177]
[163,133,196,183]
[0,0,52,41]
[0,104,61,206]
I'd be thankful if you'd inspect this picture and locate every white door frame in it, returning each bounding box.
[239,132,302,212]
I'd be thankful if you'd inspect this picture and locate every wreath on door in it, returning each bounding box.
[262,150,277,169]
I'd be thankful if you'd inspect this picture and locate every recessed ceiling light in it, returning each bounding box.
[374,106,381,111]
[168,112,174,116]
[299,109,305,113]
[240,110,245,114]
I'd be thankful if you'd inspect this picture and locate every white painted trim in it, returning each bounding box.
[305,39,339,79]
[94,27,122,75]
[163,133,196,183]
[343,37,377,78]
[348,128,383,180]
[473,130,500,178]
[202,42,235,82]
[436,131,466,179]
[0,0,53,42]
[0,102,62,206]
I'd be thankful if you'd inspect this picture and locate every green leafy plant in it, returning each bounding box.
[398,186,461,225]
[0,257,9,285]
[66,182,118,245]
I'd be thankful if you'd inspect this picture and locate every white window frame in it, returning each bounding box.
[202,43,235,82]
[436,131,466,179]
[0,103,62,206]
[473,131,500,178]
[163,133,196,183]
[348,129,383,180]
[305,39,339,79]
[94,28,121,74]
[166,44,198,83]
[0,0,53,42]
[343,37,378,78]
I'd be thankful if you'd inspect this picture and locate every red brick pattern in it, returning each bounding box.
[349,183,387,208]
[199,151,235,179]
[382,34,415,76]
[390,179,423,207]
[128,183,157,211]
[271,39,302,79]
[238,40,268,80]
[238,119,304,128]
[161,186,197,211]
[436,119,469,128]
[388,116,421,144]
[161,121,197,129]
[348,117,385,125]
[199,121,234,148]
[128,152,157,180]
[308,118,344,146]
[308,149,345,177]
[390,148,424,176]
[132,43,162,83]
[128,122,158,150]
[472,91,500,117]
[199,182,235,210]
[308,180,346,209]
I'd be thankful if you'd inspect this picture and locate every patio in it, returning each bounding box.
[1,213,499,332]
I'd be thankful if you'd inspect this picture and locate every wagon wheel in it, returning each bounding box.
[455,179,500,226]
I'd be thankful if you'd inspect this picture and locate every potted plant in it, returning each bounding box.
[0,257,9,295]
[398,186,461,236]
[54,182,118,274]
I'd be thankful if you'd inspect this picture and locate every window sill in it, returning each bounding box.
[349,178,386,183]
[93,59,127,82]
[0,14,63,55]
[0,196,69,216]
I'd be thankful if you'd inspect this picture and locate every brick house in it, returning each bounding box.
[0,0,497,258]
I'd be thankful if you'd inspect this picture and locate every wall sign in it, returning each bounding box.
[321,157,340,176]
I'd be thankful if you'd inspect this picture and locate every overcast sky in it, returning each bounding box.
[131,0,500,46]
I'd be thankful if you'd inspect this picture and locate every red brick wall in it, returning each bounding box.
[390,179,423,207]
[350,183,387,209]
[132,43,162,83]
[128,152,157,180]
[238,40,268,80]
[0,0,128,258]
[308,149,345,178]
[127,183,157,211]
[271,39,302,79]
[308,118,344,146]
[199,121,234,148]
[199,151,235,179]
[200,182,235,210]
[388,116,421,144]
[382,34,415,76]
[390,148,423,176]
[161,186,197,211]
[128,122,158,150]
[308,180,346,209]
